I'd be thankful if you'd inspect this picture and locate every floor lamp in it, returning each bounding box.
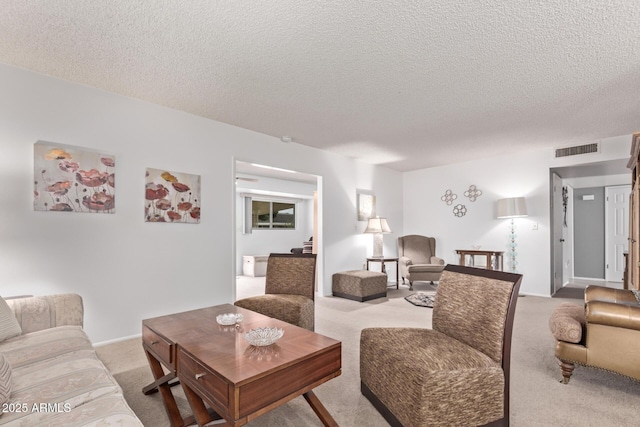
[496,197,528,273]
[364,217,391,258]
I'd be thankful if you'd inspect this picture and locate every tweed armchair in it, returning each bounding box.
[549,285,640,384]
[360,264,522,427]
[235,253,316,331]
[397,235,445,289]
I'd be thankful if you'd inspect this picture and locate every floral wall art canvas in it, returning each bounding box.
[34,141,115,213]
[145,168,201,223]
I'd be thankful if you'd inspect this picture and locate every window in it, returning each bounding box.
[252,200,296,229]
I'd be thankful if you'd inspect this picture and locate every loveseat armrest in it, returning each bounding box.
[5,294,83,334]
[430,256,445,265]
[586,300,640,331]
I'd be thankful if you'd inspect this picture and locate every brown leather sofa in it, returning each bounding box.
[549,285,640,383]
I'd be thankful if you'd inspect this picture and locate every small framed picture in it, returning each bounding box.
[357,191,376,221]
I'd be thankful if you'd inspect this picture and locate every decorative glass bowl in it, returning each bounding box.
[216,313,243,326]
[243,327,284,347]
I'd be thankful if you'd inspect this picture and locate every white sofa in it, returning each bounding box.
[0,294,142,426]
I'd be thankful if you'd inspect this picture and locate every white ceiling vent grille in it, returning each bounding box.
[555,142,600,158]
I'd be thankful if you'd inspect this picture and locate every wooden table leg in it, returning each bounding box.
[395,260,399,289]
[303,390,338,427]
[182,381,215,426]
[142,371,180,395]
[144,349,185,427]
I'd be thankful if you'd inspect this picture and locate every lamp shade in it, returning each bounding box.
[364,217,391,234]
[496,197,528,218]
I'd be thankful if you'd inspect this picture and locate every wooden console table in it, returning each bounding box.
[455,249,504,271]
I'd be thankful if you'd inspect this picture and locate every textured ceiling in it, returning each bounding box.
[1,1,639,171]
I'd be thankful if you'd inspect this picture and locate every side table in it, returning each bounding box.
[366,257,399,288]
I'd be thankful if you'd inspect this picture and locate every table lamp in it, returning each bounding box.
[496,197,527,273]
[364,217,391,258]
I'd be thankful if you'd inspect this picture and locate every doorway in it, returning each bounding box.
[550,159,630,295]
[233,160,323,299]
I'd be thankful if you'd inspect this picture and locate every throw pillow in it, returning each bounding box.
[0,353,12,408]
[0,297,21,342]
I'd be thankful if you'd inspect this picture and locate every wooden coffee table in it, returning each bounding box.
[142,304,341,426]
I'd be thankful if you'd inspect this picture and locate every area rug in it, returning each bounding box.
[405,292,436,307]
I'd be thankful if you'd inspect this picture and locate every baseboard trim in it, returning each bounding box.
[94,333,142,347]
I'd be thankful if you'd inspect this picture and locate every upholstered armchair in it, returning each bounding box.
[549,285,640,384]
[234,253,316,331]
[397,235,445,289]
[360,265,522,427]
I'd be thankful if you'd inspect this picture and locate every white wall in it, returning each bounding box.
[0,63,403,343]
[403,136,630,297]
[235,174,316,274]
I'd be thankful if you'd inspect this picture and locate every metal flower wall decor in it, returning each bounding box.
[464,185,483,202]
[440,189,458,205]
[453,204,467,217]
[442,184,482,217]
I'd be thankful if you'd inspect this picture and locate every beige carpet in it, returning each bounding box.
[96,282,640,426]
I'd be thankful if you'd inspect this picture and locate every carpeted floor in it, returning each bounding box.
[96,282,640,426]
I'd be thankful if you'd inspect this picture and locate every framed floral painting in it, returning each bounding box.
[34,141,115,213]
[145,168,201,223]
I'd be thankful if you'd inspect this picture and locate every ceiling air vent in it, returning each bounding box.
[555,142,600,158]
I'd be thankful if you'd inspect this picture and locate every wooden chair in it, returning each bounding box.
[235,253,316,331]
[360,264,522,426]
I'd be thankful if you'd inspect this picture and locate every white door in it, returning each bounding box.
[552,173,564,294]
[605,185,631,283]
[562,185,574,286]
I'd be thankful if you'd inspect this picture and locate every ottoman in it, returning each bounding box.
[332,270,388,302]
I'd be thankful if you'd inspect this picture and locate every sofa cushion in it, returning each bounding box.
[2,350,123,425]
[408,263,445,273]
[235,294,314,331]
[26,393,143,426]
[0,326,142,426]
[0,353,11,408]
[7,294,84,334]
[0,325,92,369]
[0,297,21,342]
